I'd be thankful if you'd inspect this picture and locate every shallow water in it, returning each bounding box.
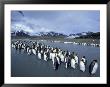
[11,40,100,77]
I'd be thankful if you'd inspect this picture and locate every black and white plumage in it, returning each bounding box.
[74,54,78,64]
[65,56,71,68]
[80,57,86,72]
[38,51,41,59]
[71,58,76,69]
[89,60,98,75]
[81,56,87,65]
[53,56,59,70]
[12,40,98,74]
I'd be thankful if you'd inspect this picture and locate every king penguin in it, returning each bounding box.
[89,60,98,75]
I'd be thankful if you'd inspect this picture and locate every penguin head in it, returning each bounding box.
[94,60,97,62]
[76,53,78,56]
[72,52,74,55]
[93,60,98,64]
[81,59,84,62]
[83,56,85,58]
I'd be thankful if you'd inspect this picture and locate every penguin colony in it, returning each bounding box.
[53,41,100,47]
[11,40,99,75]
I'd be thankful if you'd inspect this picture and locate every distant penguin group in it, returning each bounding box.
[11,40,99,75]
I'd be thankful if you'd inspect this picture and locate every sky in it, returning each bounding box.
[11,10,100,35]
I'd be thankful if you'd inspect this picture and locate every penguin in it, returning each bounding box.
[15,44,18,50]
[28,48,32,55]
[56,55,61,65]
[51,52,56,63]
[53,56,59,70]
[22,43,25,52]
[89,60,98,75]
[11,43,14,48]
[44,52,47,61]
[74,54,78,64]
[41,50,44,59]
[81,56,87,66]
[46,50,50,60]
[59,51,65,62]
[12,43,16,48]
[65,56,70,68]
[71,58,76,69]
[18,43,22,53]
[38,51,41,59]
[80,59,86,72]
[50,52,53,60]
[32,49,37,55]
[65,58,68,68]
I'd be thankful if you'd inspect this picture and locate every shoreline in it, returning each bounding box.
[11,38,100,47]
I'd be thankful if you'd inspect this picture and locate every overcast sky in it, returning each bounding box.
[11,10,100,35]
